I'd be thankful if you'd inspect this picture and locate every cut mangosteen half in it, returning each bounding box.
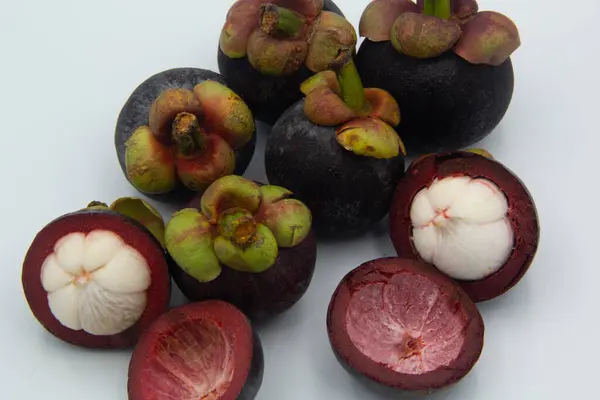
[165,175,317,322]
[265,51,406,236]
[389,150,540,302]
[355,0,521,153]
[217,0,351,124]
[115,67,257,203]
[327,257,484,392]
[128,300,263,400]
[22,199,171,348]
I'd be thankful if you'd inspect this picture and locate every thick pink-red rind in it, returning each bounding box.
[327,257,484,391]
[389,152,540,302]
[21,210,171,348]
[128,300,255,400]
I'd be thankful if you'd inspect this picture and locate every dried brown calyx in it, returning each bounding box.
[219,0,357,76]
[300,52,406,159]
[125,81,254,195]
[359,0,520,66]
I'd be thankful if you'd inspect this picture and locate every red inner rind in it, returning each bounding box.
[389,151,540,302]
[327,257,484,391]
[128,300,254,400]
[21,210,171,348]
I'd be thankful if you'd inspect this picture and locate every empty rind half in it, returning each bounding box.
[327,257,484,391]
[389,151,540,302]
[128,300,261,400]
[22,210,171,348]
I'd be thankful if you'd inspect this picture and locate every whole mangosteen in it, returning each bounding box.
[115,68,257,203]
[327,257,484,394]
[355,0,521,153]
[165,175,316,322]
[217,0,354,125]
[21,198,171,348]
[265,51,407,237]
[128,300,264,400]
[389,150,540,302]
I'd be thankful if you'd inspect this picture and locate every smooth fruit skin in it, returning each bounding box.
[115,68,257,202]
[327,257,484,393]
[21,209,171,349]
[217,0,344,125]
[355,40,514,154]
[265,100,406,237]
[389,151,540,302]
[127,300,264,400]
[170,231,317,323]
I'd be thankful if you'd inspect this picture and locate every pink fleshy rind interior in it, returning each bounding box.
[346,273,467,375]
[143,319,234,399]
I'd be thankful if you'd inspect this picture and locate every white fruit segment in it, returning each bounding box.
[144,320,234,400]
[410,176,514,281]
[346,273,467,375]
[40,230,151,335]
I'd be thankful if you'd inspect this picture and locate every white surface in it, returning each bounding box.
[411,176,513,281]
[0,0,598,398]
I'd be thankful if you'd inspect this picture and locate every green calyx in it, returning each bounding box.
[423,0,451,19]
[301,56,405,159]
[219,0,357,77]
[86,197,166,248]
[124,80,255,196]
[165,175,312,282]
[358,0,520,66]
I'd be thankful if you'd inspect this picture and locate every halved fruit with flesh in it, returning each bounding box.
[128,300,264,400]
[389,150,540,302]
[327,257,484,392]
[21,208,171,348]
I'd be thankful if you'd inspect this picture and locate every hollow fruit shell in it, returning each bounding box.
[327,257,484,392]
[115,68,257,203]
[389,151,540,302]
[21,209,171,349]
[355,40,514,154]
[127,300,264,400]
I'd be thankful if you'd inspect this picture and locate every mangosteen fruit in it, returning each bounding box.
[355,0,521,154]
[389,150,540,302]
[115,68,257,203]
[128,300,263,400]
[165,175,316,322]
[21,198,171,348]
[217,0,354,125]
[327,257,484,393]
[265,51,406,237]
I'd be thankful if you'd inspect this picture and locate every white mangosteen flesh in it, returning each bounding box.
[143,319,234,399]
[410,176,514,281]
[346,273,467,375]
[40,230,151,335]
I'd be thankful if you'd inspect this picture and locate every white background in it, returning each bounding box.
[1,0,598,398]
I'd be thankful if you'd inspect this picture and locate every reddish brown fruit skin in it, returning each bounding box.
[21,210,171,349]
[389,151,540,302]
[128,300,264,400]
[327,257,484,392]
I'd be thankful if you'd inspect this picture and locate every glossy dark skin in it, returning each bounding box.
[169,231,317,323]
[217,0,344,125]
[238,332,265,400]
[355,40,514,154]
[265,101,406,237]
[115,68,257,203]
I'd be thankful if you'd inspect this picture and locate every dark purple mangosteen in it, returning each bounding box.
[217,0,353,125]
[355,0,521,154]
